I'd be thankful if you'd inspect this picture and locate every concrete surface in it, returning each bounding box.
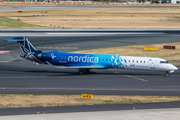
[0,108,180,120]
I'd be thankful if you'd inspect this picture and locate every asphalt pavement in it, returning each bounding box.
[0,102,180,116]
[0,30,180,117]
[0,31,180,96]
[0,6,180,11]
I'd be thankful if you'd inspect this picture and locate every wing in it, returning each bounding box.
[46,61,100,69]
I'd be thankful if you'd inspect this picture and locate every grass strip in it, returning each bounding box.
[1,8,180,29]
[171,63,180,66]
[0,94,180,108]
[0,17,45,29]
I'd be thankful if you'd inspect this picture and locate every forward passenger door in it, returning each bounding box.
[149,59,155,69]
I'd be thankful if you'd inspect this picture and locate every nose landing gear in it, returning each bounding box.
[165,71,169,77]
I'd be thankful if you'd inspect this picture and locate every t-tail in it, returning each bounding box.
[4,37,42,63]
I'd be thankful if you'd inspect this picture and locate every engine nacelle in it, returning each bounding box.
[36,52,55,60]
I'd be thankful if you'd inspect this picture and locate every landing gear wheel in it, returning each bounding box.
[79,70,84,75]
[85,69,90,74]
[165,71,169,77]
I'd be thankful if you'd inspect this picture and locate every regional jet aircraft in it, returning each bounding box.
[4,37,178,76]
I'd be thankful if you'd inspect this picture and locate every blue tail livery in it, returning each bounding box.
[4,37,178,76]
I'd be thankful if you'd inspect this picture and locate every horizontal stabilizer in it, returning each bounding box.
[4,37,26,42]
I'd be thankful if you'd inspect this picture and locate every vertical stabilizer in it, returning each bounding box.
[4,37,37,54]
[4,37,42,62]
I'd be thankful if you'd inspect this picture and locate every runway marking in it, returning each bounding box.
[124,75,147,82]
[46,32,165,35]
[115,72,147,82]
[36,47,78,49]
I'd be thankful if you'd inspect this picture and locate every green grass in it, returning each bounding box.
[0,17,45,29]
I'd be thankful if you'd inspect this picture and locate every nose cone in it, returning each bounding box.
[171,65,178,70]
[174,66,178,70]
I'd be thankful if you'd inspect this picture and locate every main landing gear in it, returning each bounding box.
[78,69,90,75]
[165,71,169,77]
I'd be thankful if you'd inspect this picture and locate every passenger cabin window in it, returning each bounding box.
[106,59,107,61]
[102,59,104,61]
[140,61,142,63]
[137,61,138,63]
[61,56,63,59]
[144,61,145,63]
[129,60,130,62]
[132,60,134,62]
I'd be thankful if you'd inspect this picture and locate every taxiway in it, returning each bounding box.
[0,31,180,96]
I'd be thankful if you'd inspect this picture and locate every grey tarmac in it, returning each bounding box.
[0,60,180,96]
[0,30,180,117]
[0,31,180,96]
[0,102,180,116]
[0,6,180,11]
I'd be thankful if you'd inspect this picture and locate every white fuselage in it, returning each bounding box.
[110,56,178,72]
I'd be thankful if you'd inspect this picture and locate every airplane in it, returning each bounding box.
[4,37,178,76]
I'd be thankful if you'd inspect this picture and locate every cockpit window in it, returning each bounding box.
[160,61,169,64]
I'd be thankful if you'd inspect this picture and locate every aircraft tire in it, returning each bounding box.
[165,71,169,77]
[79,70,84,75]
